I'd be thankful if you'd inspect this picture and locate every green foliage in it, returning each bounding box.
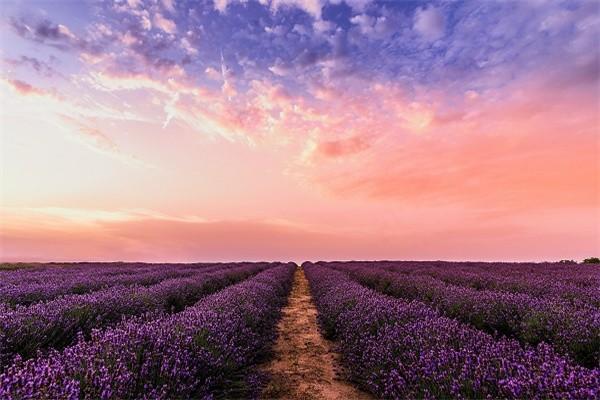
[582,257,600,264]
[558,259,576,264]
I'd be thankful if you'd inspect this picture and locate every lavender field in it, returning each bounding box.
[304,262,599,399]
[2,0,599,398]
[0,262,295,399]
[0,261,598,399]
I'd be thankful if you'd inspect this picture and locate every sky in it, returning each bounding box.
[0,0,598,263]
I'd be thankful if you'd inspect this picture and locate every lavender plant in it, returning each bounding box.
[304,263,599,399]
[0,263,295,399]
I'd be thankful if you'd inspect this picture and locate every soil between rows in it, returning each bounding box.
[261,267,371,400]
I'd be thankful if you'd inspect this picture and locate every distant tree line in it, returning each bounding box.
[582,257,600,264]
[557,258,599,264]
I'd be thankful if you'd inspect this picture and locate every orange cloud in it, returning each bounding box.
[300,73,599,217]
[1,49,597,264]
[315,135,370,158]
[86,66,596,224]
[1,208,596,262]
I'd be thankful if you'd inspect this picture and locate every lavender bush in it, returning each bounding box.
[326,262,599,367]
[304,263,599,399]
[0,262,270,369]
[376,261,600,307]
[0,263,295,399]
[0,264,218,306]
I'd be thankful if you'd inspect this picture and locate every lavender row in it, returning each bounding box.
[0,262,271,369]
[379,261,600,307]
[0,263,226,306]
[0,263,169,287]
[304,263,599,399]
[0,262,231,287]
[327,262,599,368]
[0,263,295,399]
[375,261,600,284]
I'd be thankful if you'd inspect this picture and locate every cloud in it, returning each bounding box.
[83,71,172,93]
[350,13,390,38]
[414,5,445,41]
[302,72,599,218]
[3,79,57,97]
[153,12,176,34]
[315,135,370,157]
[1,76,153,168]
[268,62,290,76]
[59,116,120,152]
[113,1,152,30]
[0,208,384,262]
[220,52,237,99]
[292,23,310,35]
[271,0,324,19]
[140,14,152,30]
[330,0,371,12]
[180,37,198,55]
[205,67,222,80]
[313,19,334,33]
[58,117,152,168]
[2,56,59,77]
[213,0,231,13]
[9,17,103,54]
[5,79,44,95]
[2,0,597,264]
[1,206,597,262]
[214,0,324,19]
[161,0,176,13]
[350,13,374,35]
[264,24,288,36]
[1,75,152,124]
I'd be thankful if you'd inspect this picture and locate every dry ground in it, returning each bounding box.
[261,267,371,400]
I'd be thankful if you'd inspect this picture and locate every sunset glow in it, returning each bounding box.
[1,0,598,262]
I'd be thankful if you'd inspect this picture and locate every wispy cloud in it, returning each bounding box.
[1,0,598,261]
[2,55,60,77]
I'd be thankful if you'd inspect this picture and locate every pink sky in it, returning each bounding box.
[0,0,599,262]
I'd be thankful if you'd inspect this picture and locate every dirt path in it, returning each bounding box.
[261,267,372,400]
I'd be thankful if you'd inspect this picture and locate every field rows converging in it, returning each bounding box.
[0,263,224,306]
[0,262,275,370]
[303,262,599,399]
[0,263,296,399]
[0,261,598,399]
[3,1,598,398]
[379,262,600,307]
[324,262,599,367]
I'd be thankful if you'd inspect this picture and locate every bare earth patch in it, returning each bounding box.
[261,267,372,400]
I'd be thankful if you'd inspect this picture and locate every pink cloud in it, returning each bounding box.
[6,79,52,96]
[3,33,596,264]
[315,135,370,158]
[1,212,596,263]
[153,12,176,34]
